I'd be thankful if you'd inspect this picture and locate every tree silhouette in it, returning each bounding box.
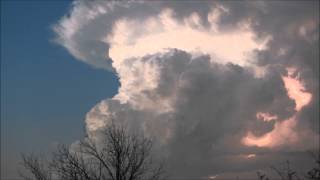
[270,161,301,180]
[255,152,320,180]
[257,171,269,180]
[20,121,166,180]
[305,151,320,180]
[20,153,52,180]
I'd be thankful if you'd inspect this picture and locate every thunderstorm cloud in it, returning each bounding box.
[54,0,319,178]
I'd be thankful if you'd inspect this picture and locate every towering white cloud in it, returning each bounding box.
[54,0,319,178]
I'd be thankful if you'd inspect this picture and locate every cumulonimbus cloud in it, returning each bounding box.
[54,0,319,178]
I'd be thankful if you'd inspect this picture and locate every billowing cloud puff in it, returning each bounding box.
[54,0,319,178]
[53,0,268,70]
[85,49,316,177]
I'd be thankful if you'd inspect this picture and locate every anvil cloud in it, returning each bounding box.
[54,0,319,178]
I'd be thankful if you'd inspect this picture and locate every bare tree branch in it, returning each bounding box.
[20,153,51,180]
[20,120,166,180]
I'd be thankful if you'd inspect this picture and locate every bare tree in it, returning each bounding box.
[50,144,102,180]
[305,151,320,180]
[79,121,166,180]
[256,171,269,180]
[19,153,52,180]
[265,151,320,180]
[20,121,166,180]
[270,161,301,180]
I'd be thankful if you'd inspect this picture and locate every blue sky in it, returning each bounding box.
[1,1,119,178]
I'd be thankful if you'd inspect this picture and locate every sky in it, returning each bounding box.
[1,0,319,179]
[1,1,119,179]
